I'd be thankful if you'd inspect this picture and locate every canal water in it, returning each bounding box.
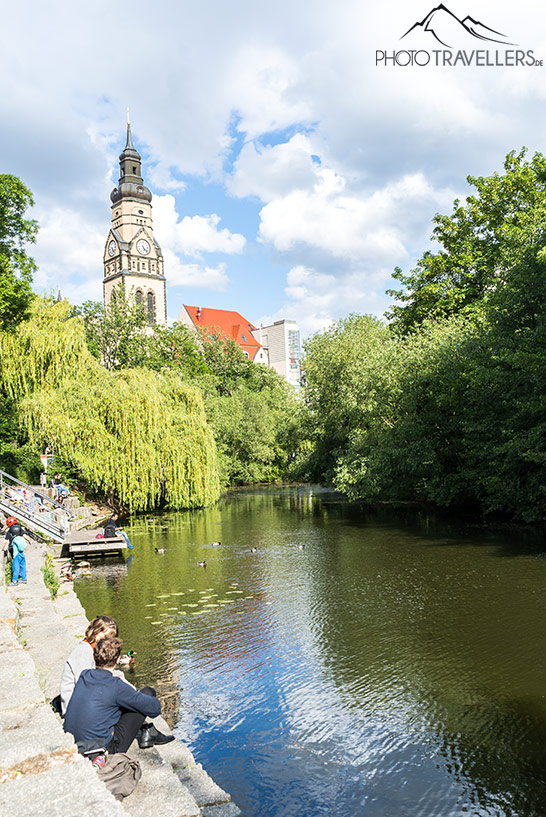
[74,486,546,817]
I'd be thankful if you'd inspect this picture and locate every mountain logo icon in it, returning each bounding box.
[401,4,517,48]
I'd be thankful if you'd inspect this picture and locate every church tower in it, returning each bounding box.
[103,118,167,325]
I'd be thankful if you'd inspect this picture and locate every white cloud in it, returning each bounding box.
[259,164,454,267]
[227,134,319,201]
[176,214,246,256]
[163,248,228,291]
[3,0,546,331]
[32,205,104,303]
[252,148,457,335]
[153,195,246,258]
[259,264,396,338]
[226,45,312,140]
[148,163,186,193]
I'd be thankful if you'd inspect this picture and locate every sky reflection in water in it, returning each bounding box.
[74,487,546,817]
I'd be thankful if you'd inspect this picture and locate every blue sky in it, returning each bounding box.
[2,0,546,336]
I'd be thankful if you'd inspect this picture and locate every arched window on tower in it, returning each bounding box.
[135,289,144,310]
[146,291,156,325]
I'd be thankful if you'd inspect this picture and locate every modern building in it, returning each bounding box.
[252,320,302,388]
[178,305,269,364]
[103,120,167,326]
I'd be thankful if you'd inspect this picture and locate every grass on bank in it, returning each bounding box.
[41,553,59,599]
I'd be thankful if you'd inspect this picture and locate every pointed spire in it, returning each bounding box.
[125,107,135,150]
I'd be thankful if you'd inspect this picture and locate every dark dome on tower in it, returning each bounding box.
[110,183,152,204]
[110,122,152,204]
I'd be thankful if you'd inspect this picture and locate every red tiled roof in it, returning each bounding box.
[184,305,264,361]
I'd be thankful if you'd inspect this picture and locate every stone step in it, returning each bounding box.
[124,745,202,817]
[202,803,243,817]
[155,739,241,816]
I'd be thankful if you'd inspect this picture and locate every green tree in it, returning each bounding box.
[0,299,220,511]
[75,296,211,377]
[386,149,546,333]
[75,299,300,488]
[73,288,149,369]
[205,375,301,485]
[0,175,38,330]
[146,322,211,378]
[301,314,391,485]
[301,150,546,521]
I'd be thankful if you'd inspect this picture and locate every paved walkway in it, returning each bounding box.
[0,540,242,817]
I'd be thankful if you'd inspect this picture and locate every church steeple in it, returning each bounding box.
[103,119,167,326]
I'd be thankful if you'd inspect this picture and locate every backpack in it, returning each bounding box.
[96,752,142,800]
[12,535,27,554]
[5,525,22,558]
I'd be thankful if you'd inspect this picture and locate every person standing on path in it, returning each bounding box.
[9,533,30,585]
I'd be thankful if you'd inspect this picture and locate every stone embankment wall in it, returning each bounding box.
[0,538,241,817]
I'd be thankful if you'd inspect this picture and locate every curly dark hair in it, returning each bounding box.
[94,637,123,668]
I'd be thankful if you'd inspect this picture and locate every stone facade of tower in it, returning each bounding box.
[103,123,167,325]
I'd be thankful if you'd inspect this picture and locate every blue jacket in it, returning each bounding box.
[64,668,161,745]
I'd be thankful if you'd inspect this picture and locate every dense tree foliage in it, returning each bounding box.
[303,149,546,522]
[0,300,220,511]
[300,315,391,486]
[386,149,546,334]
[76,298,300,487]
[204,362,300,485]
[0,175,38,330]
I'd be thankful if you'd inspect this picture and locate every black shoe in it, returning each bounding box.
[148,724,175,745]
[138,724,154,749]
[139,723,175,747]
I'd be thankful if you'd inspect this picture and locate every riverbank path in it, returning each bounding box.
[0,538,241,817]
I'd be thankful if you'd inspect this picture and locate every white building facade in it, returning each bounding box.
[253,320,302,389]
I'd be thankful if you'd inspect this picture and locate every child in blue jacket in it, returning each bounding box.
[9,534,29,585]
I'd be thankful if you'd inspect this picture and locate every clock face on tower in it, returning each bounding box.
[136,239,151,255]
[108,240,117,257]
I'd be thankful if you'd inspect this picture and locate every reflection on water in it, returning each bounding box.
[74,486,546,817]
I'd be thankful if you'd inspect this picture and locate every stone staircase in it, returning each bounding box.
[0,540,242,817]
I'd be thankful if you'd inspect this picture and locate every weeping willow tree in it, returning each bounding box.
[0,299,220,511]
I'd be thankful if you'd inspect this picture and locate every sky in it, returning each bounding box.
[2,0,546,337]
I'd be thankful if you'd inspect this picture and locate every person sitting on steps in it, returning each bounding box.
[59,615,118,715]
[103,513,119,538]
[59,617,173,748]
[64,637,172,754]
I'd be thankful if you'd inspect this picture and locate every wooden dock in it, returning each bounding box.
[64,529,127,557]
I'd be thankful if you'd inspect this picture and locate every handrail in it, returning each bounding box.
[0,469,73,519]
[0,498,67,543]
